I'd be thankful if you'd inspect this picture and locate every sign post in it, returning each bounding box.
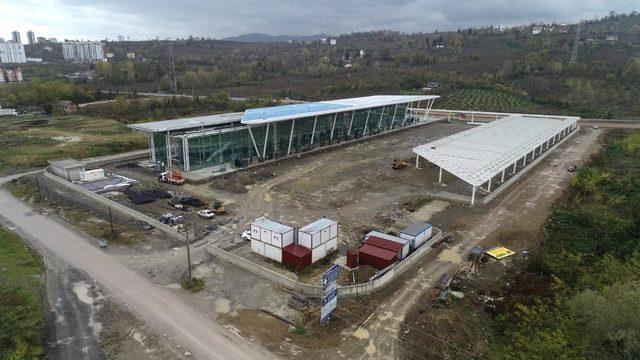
[320,264,339,325]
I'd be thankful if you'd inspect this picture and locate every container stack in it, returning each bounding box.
[250,217,295,263]
[399,222,433,249]
[346,248,359,269]
[282,244,312,269]
[364,231,410,259]
[298,218,338,263]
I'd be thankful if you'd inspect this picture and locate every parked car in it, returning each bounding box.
[197,209,215,219]
[241,230,251,241]
[567,165,578,172]
[98,239,108,248]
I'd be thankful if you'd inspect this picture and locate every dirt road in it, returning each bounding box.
[0,179,274,360]
[314,128,602,359]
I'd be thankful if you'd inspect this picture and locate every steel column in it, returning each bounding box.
[501,169,505,182]
[471,186,476,205]
[415,154,419,168]
[287,119,296,155]
[438,167,443,183]
[347,110,355,135]
[247,125,260,157]
[330,113,338,140]
[389,104,399,129]
[310,116,318,144]
[165,131,172,167]
[362,108,372,136]
[487,177,492,192]
[262,123,269,158]
[377,106,386,131]
[512,161,517,174]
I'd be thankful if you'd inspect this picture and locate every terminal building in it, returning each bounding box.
[129,95,438,174]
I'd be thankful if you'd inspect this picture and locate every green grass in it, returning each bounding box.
[0,227,45,360]
[181,277,205,293]
[0,114,146,173]
[438,88,539,113]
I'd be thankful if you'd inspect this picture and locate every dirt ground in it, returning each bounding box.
[396,128,604,359]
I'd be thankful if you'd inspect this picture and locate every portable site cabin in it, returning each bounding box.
[250,217,295,263]
[48,159,85,181]
[298,218,338,263]
[399,222,433,249]
[365,231,410,259]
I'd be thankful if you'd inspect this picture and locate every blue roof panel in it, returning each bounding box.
[242,102,351,122]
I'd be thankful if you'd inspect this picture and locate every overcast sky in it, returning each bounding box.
[0,0,637,41]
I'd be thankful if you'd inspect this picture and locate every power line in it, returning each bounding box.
[569,21,583,64]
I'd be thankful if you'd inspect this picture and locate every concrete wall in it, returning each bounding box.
[82,149,148,168]
[207,229,442,298]
[43,169,180,238]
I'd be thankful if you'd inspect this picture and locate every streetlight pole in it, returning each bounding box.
[185,223,192,281]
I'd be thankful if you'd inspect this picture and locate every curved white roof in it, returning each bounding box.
[413,114,578,186]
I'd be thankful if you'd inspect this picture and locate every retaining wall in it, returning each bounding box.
[42,169,180,238]
[207,229,442,298]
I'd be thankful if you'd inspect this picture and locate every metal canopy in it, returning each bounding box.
[412,115,578,186]
[128,112,243,133]
[240,95,437,124]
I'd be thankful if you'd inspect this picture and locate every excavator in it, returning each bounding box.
[208,201,226,215]
[392,159,408,170]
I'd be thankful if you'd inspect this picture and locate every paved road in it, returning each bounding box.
[0,182,273,360]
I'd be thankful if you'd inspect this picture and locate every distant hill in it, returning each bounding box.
[222,33,330,43]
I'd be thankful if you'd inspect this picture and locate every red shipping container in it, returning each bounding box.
[365,236,405,259]
[358,244,397,270]
[346,248,359,268]
[283,244,312,269]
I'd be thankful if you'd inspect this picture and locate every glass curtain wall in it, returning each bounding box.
[160,102,415,172]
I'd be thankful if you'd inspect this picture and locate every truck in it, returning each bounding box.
[158,170,186,185]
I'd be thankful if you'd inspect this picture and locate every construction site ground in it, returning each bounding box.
[3,120,601,359]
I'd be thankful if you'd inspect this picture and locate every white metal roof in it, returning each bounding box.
[299,218,336,234]
[252,217,293,234]
[128,112,243,133]
[240,95,438,125]
[412,115,578,186]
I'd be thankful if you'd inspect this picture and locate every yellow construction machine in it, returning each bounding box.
[392,159,408,169]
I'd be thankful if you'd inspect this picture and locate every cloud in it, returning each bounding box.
[0,0,637,40]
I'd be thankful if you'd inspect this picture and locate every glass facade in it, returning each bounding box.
[152,102,416,172]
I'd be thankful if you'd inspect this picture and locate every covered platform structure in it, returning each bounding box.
[413,114,579,205]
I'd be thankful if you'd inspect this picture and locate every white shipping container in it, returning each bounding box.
[311,243,327,263]
[261,228,272,245]
[251,217,294,248]
[251,224,261,241]
[282,230,294,248]
[264,243,282,263]
[272,232,282,247]
[399,223,433,249]
[298,231,312,248]
[299,218,338,249]
[330,223,338,238]
[80,169,105,182]
[325,238,338,254]
[320,227,330,243]
[251,239,265,256]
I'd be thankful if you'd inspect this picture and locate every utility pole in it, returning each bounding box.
[185,224,192,281]
[34,177,42,202]
[569,21,582,65]
[168,43,177,93]
[108,206,115,239]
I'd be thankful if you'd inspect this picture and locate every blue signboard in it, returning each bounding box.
[320,264,340,324]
